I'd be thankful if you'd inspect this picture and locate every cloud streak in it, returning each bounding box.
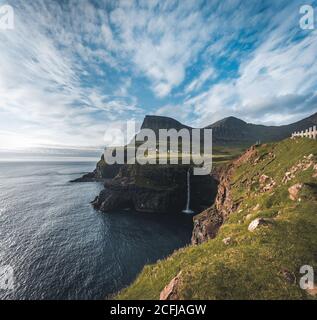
[0,0,316,153]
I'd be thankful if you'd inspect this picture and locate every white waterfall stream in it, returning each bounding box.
[182,169,194,214]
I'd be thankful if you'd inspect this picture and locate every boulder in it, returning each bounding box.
[248,218,273,232]
[222,237,232,245]
[288,183,303,201]
[160,271,182,300]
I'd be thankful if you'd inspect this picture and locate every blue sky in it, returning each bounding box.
[0,0,317,153]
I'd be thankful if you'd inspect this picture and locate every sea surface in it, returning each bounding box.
[0,161,193,300]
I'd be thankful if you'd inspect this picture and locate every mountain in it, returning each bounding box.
[206,113,317,145]
[140,115,192,136]
[140,112,317,146]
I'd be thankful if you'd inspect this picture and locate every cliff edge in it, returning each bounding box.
[117,138,317,300]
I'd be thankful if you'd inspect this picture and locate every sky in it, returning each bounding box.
[0,0,317,155]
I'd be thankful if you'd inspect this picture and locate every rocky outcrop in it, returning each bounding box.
[92,164,218,214]
[248,218,274,232]
[282,154,315,184]
[159,271,182,300]
[192,146,257,244]
[191,207,223,245]
[259,174,276,193]
[288,183,303,201]
[71,155,122,182]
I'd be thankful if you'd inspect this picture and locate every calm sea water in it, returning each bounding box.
[0,161,192,300]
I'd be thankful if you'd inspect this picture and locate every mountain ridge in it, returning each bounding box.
[140,112,317,145]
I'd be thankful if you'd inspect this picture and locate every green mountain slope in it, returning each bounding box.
[116,138,317,300]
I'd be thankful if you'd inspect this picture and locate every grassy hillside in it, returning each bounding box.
[116,138,317,300]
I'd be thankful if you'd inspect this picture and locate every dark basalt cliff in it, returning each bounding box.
[91,164,218,214]
[72,112,317,215]
[71,154,122,182]
[141,115,192,134]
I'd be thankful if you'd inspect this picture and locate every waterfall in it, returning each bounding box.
[182,169,194,214]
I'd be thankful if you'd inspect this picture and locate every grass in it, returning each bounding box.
[116,138,317,300]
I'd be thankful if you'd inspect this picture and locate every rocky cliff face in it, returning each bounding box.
[71,154,122,182]
[192,146,257,244]
[92,164,218,214]
[117,138,317,300]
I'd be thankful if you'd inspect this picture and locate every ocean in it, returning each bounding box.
[0,161,192,300]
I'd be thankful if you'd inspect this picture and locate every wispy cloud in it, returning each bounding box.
[185,2,317,126]
[184,68,215,95]
[0,0,316,153]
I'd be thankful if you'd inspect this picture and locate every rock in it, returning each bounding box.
[248,218,273,232]
[288,183,303,201]
[93,164,218,214]
[259,174,269,185]
[283,156,315,183]
[279,269,296,284]
[191,207,223,245]
[222,237,232,245]
[259,174,276,192]
[70,171,101,182]
[160,271,182,300]
[192,147,259,245]
[245,213,253,221]
[71,158,122,182]
[253,204,260,211]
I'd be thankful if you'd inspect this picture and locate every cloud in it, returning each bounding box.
[108,0,217,97]
[155,103,193,123]
[184,68,215,94]
[0,0,317,154]
[186,3,317,126]
[0,0,141,149]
